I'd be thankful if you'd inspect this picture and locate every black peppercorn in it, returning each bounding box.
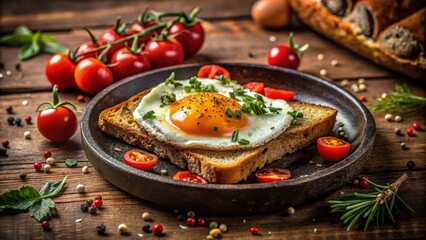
[15,118,22,126]
[49,207,59,217]
[19,173,27,180]
[80,203,89,212]
[89,205,97,215]
[15,63,21,71]
[86,199,93,207]
[0,148,7,156]
[407,161,415,170]
[96,224,106,234]
[142,224,151,233]
[1,140,9,148]
[7,117,15,125]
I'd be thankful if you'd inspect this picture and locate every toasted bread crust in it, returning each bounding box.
[99,90,337,183]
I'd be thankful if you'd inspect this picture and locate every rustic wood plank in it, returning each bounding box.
[0,20,401,93]
[0,0,255,33]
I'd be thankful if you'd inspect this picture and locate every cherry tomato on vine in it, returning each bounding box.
[267,33,308,70]
[130,21,160,46]
[45,53,77,90]
[168,22,205,58]
[99,30,133,62]
[256,168,291,183]
[243,82,265,94]
[124,149,158,171]
[197,65,231,79]
[317,136,351,162]
[111,48,151,80]
[76,41,103,61]
[173,171,208,184]
[145,38,184,69]
[264,87,294,101]
[36,85,77,142]
[74,58,114,94]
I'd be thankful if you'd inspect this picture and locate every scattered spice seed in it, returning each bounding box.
[7,117,15,125]
[0,62,4,69]
[15,63,21,71]
[219,224,227,232]
[19,172,27,180]
[319,69,328,76]
[381,93,387,98]
[94,198,103,208]
[34,162,42,171]
[75,219,82,223]
[118,224,128,234]
[152,223,163,236]
[77,95,85,102]
[24,116,31,124]
[24,131,31,139]
[406,128,414,136]
[82,166,89,173]
[384,113,393,121]
[15,118,22,126]
[6,70,12,76]
[317,53,324,60]
[6,105,13,114]
[268,35,277,42]
[394,115,402,122]
[97,224,106,235]
[142,212,151,221]
[207,235,214,240]
[81,203,89,212]
[22,100,28,105]
[44,150,52,159]
[340,79,349,87]
[41,221,50,231]
[407,161,415,170]
[360,179,368,189]
[186,217,196,227]
[248,52,255,58]
[351,84,359,93]
[46,157,55,165]
[358,78,365,84]
[50,207,59,217]
[1,140,9,148]
[209,221,218,229]
[76,184,85,193]
[177,214,186,221]
[160,169,168,175]
[359,96,366,102]
[287,207,295,215]
[114,147,121,152]
[187,211,195,218]
[43,164,51,173]
[330,59,339,66]
[358,83,367,91]
[198,218,206,227]
[394,128,403,136]
[0,73,3,79]
[209,228,221,238]
[142,224,151,233]
[353,178,359,187]
[95,195,102,200]
[413,122,421,130]
[250,226,259,235]
[400,142,408,150]
[89,205,97,215]
[86,199,93,207]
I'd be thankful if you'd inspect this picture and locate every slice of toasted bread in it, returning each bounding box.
[98,90,337,183]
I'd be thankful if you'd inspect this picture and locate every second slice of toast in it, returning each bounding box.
[99,89,337,183]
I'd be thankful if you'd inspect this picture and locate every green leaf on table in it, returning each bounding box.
[42,41,68,54]
[15,25,32,35]
[0,176,67,222]
[18,32,42,60]
[65,159,77,168]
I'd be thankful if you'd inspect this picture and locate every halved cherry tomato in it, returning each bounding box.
[255,168,291,183]
[197,65,231,79]
[173,171,208,184]
[317,136,351,162]
[243,82,265,94]
[264,87,294,101]
[124,149,158,171]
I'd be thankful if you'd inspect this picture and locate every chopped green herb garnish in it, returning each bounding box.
[215,75,237,86]
[241,103,252,113]
[164,72,182,88]
[143,110,156,120]
[213,126,219,132]
[225,108,233,118]
[65,159,77,168]
[268,106,282,114]
[160,92,176,107]
[229,92,236,99]
[337,121,344,127]
[184,76,216,93]
[288,110,304,125]
[231,129,239,142]
[270,127,275,130]
[121,105,130,111]
[238,139,250,145]
[235,110,242,120]
[250,102,267,115]
[255,94,264,103]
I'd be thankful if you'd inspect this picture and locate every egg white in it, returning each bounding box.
[133,78,293,150]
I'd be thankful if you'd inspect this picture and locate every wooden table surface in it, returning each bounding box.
[1,1,425,239]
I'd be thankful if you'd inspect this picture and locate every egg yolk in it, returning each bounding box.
[166,92,247,137]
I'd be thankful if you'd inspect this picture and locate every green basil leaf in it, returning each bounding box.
[0,186,40,210]
[65,159,77,168]
[19,43,40,60]
[15,25,32,35]
[30,198,55,222]
[0,34,32,47]
[42,41,68,54]
[41,176,67,198]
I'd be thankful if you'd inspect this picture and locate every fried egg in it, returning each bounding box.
[133,77,293,150]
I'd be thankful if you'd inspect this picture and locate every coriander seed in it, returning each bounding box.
[187,211,195,218]
[76,184,85,193]
[384,113,393,121]
[43,164,51,173]
[82,166,89,173]
[209,221,218,229]
[118,223,128,234]
[46,157,55,165]
[24,131,31,139]
[209,228,221,238]
[319,69,328,76]
[340,79,349,87]
[400,142,408,149]
[330,59,338,66]
[358,78,365,84]
[317,53,324,60]
[394,128,403,136]
[219,224,227,232]
[394,115,402,122]
[287,207,295,215]
[142,212,151,221]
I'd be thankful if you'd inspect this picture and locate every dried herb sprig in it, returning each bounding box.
[369,84,426,116]
[328,173,414,231]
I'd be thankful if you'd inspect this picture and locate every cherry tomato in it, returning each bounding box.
[173,171,208,184]
[267,45,300,69]
[124,149,158,171]
[255,168,291,183]
[197,65,231,79]
[264,87,294,101]
[243,82,265,94]
[168,22,204,58]
[111,48,151,80]
[76,41,103,61]
[317,136,351,162]
[99,28,133,62]
[145,38,184,69]
[36,85,77,142]
[45,53,77,90]
[74,58,114,94]
[130,21,159,46]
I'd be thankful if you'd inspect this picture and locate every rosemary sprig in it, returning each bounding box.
[369,84,426,116]
[328,173,414,231]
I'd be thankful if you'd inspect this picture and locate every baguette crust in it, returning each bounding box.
[99,90,337,183]
[289,0,426,80]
